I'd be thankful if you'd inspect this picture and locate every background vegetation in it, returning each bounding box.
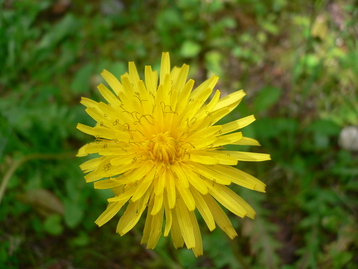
[1,0,357,268]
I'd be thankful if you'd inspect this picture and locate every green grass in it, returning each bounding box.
[1,0,357,268]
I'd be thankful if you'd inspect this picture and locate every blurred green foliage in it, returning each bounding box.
[1,0,357,268]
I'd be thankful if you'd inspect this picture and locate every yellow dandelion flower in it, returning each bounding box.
[77,52,270,256]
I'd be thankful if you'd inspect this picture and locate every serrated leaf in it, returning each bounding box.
[241,190,281,269]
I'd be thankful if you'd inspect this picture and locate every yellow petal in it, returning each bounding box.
[116,187,151,235]
[189,125,221,141]
[206,182,247,218]
[94,177,123,189]
[115,163,153,186]
[151,192,164,215]
[166,170,176,209]
[77,144,89,157]
[170,210,184,249]
[153,171,166,196]
[131,168,156,202]
[136,80,152,114]
[80,157,105,173]
[190,106,231,131]
[163,194,173,236]
[171,163,190,188]
[205,89,221,112]
[213,165,266,192]
[189,210,203,257]
[213,90,245,112]
[146,204,164,249]
[202,195,238,239]
[175,197,195,249]
[95,201,126,227]
[221,115,255,134]
[232,137,261,146]
[92,126,129,141]
[177,79,195,114]
[101,69,124,96]
[128,61,140,86]
[80,97,98,108]
[84,107,111,126]
[190,75,218,100]
[160,52,170,85]
[190,151,237,166]
[145,65,158,96]
[76,123,96,137]
[191,187,216,231]
[84,171,102,182]
[179,163,208,195]
[141,199,153,244]
[97,83,122,108]
[189,163,231,185]
[110,155,138,166]
[176,183,195,211]
[172,64,189,93]
[183,86,213,120]
[78,141,127,156]
[189,152,219,165]
[107,185,137,202]
[219,151,271,162]
[213,132,243,147]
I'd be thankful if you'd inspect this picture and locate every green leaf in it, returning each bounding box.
[180,40,201,58]
[241,190,282,269]
[156,8,182,31]
[44,214,63,235]
[70,63,95,94]
[205,51,223,77]
[38,14,78,49]
[221,17,236,29]
[64,198,84,228]
[107,62,127,79]
[307,119,340,136]
[253,86,282,113]
[70,232,90,246]
[344,180,358,190]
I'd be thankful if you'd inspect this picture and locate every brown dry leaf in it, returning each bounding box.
[51,0,71,15]
[18,189,64,217]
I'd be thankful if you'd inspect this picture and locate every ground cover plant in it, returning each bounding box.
[1,0,357,268]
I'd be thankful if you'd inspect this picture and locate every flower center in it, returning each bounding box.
[147,132,181,163]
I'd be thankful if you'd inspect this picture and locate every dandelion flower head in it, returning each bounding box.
[77,52,270,256]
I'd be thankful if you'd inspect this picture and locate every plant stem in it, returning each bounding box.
[0,152,75,205]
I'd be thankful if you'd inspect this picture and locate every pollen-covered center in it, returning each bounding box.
[147,132,183,163]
